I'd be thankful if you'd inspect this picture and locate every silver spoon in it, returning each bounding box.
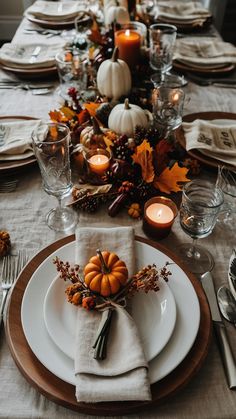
[217,286,236,327]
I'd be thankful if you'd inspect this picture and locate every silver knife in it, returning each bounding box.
[201,271,236,389]
[228,249,236,300]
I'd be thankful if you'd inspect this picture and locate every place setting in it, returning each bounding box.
[0,42,65,77]
[151,0,212,31]
[173,37,236,74]
[24,0,88,29]
[7,225,211,414]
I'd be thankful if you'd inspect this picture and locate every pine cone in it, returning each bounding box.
[0,230,11,257]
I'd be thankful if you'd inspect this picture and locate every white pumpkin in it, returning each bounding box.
[104,5,130,26]
[96,47,132,100]
[108,98,150,137]
[104,0,128,8]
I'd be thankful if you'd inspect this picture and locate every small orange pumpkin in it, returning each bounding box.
[84,249,128,297]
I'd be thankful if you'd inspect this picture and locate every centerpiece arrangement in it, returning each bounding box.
[49,10,199,219]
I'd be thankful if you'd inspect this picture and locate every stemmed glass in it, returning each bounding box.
[32,122,77,232]
[179,179,224,274]
[216,165,236,224]
[149,23,177,75]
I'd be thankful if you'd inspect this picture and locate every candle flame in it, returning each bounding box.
[156,209,163,218]
[172,92,179,102]
[125,29,130,37]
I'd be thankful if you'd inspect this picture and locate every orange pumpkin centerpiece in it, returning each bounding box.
[83,249,128,297]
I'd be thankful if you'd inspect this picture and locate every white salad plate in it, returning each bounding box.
[43,266,177,362]
[21,240,200,385]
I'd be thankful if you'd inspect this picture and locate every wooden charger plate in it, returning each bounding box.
[25,12,75,29]
[6,235,211,416]
[173,61,235,75]
[0,116,37,175]
[1,64,57,79]
[176,112,236,172]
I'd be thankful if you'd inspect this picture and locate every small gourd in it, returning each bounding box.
[96,47,131,100]
[84,249,128,297]
[108,98,150,137]
[104,1,129,26]
[80,117,107,149]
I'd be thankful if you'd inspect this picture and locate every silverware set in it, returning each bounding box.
[23,28,62,38]
[0,250,27,328]
[186,72,236,88]
[0,81,54,95]
[0,179,18,193]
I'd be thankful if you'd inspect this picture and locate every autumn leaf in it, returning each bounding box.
[60,106,76,120]
[132,139,155,183]
[154,162,190,194]
[83,102,100,118]
[49,110,67,123]
[88,19,104,45]
[77,109,90,124]
[154,139,173,174]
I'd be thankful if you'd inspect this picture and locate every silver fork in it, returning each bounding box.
[0,251,26,327]
[0,179,18,193]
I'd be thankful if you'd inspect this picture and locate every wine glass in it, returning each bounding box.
[149,23,177,75]
[216,165,236,224]
[179,179,224,274]
[32,122,77,232]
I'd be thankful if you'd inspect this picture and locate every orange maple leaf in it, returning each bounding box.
[49,110,67,123]
[132,139,155,183]
[60,106,76,120]
[154,162,190,194]
[83,102,100,118]
[77,109,90,124]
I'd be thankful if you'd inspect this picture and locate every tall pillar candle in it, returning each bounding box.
[115,29,141,69]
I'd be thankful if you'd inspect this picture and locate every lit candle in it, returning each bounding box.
[115,29,141,68]
[88,154,110,174]
[146,203,174,226]
[143,197,178,239]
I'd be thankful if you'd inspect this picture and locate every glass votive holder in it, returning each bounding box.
[117,21,147,47]
[55,48,88,100]
[85,148,111,175]
[149,23,177,74]
[152,82,185,133]
[114,29,141,69]
[143,196,178,240]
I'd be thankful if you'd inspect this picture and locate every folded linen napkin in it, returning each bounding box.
[182,119,236,167]
[174,38,236,67]
[25,1,83,21]
[74,226,151,403]
[0,43,64,69]
[0,119,42,161]
[155,1,211,21]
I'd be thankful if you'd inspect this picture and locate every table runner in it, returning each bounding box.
[0,14,236,419]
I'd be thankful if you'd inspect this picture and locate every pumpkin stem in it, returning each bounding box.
[96,249,110,273]
[91,116,103,135]
[124,98,130,110]
[111,46,119,62]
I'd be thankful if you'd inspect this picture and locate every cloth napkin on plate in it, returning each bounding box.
[182,119,236,167]
[155,1,211,22]
[74,226,151,403]
[0,43,64,69]
[25,0,83,21]
[0,119,42,161]
[174,38,236,68]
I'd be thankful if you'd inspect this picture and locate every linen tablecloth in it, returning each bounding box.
[0,16,236,419]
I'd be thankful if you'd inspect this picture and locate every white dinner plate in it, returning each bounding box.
[43,268,177,362]
[21,240,200,385]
